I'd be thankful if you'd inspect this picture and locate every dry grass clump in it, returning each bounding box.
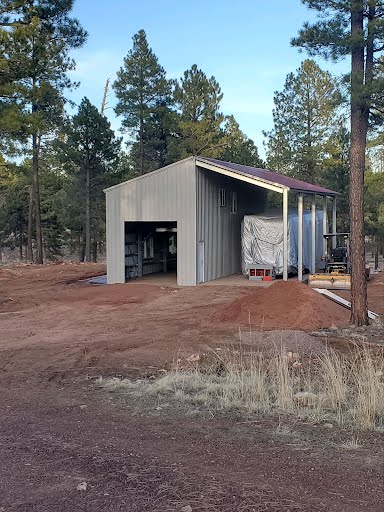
[340,436,363,450]
[97,344,384,430]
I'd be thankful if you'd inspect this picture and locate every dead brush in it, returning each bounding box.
[351,344,384,429]
[98,340,384,430]
[316,349,350,422]
[269,346,295,410]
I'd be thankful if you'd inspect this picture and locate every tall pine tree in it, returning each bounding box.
[221,115,264,166]
[173,64,224,158]
[292,0,384,325]
[57,98,121,262]
[0,0,87,263]
[321,123,350,231]
[365,169,384,268]
[0,158,29,261]
[264,59,341,182]
[113,29,172,175]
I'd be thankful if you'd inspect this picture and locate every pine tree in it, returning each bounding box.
[220,115,264,166]
[38,148,67,260]
[174,64,224,158]
[129,102,179,172]
[113,29,172,175]
[57,98,121,262]
[0,2,29,155]
[0,158,29,261]
[365,169,384,268]
[0,0,87,263]
[292,0,384,326]
[264,59,341,182]
[321,123,350,231]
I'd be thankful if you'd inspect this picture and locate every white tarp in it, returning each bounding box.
[241,209,325,276]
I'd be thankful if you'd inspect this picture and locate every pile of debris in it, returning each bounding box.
[214,281,350,330]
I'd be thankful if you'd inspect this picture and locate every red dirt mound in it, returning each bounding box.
[214,281,350,330]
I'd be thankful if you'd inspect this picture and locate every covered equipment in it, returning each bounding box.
[241,209,325,276]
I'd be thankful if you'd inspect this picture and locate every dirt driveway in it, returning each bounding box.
[0,264,383,511]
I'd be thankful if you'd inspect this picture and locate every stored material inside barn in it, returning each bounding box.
[124,221,177,280]
[104,156,338,286]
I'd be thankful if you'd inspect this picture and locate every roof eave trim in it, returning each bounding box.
[196,157,338,196]
[290,188,339,196]
[196,157,288,194]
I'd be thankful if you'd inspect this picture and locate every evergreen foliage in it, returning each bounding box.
[221,115,264,167]
[173,64,224,158]
[1,13,382,280]
[365,169,384,246]
[321,123,350,231]
[113,30,172,175]
[57,98,121,262]
[0,158,29,260]
[0,0,87,262]
[264,59,341,182]
[293,0,384,325]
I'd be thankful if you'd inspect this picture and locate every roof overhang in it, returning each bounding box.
[196,158,287,194]
[290,188,338,196]
[196,157,338,197]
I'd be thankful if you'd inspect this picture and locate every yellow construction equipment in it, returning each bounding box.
[308,233,351,290]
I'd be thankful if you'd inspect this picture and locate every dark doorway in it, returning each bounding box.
[124,221,177,282]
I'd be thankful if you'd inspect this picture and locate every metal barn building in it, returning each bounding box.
[105,156,337,286]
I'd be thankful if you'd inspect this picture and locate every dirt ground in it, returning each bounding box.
[1,263,384,511]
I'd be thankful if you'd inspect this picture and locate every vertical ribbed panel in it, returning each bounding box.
[105,157,197,286]
[196,167,267,283]
[106,159,269,286]
[106,187,125,284]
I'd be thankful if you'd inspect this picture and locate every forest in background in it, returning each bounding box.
[1,0,384,264]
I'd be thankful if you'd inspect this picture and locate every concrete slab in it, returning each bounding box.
[129,273,178,287]
[100,272,308,289]
[201,273,310,287]
[201,274,274,287]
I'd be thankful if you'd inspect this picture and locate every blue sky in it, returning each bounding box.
[69,0,346,157]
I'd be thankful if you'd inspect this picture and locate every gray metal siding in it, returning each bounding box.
[106,186,124,284]
[196,167,267,282]
[105,157,197,286]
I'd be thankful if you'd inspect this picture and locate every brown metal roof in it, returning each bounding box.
[196,157,338,196]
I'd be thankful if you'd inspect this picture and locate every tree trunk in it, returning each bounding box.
[27,184,34,262]
[374,239,379,270]
[92,240,97,262]
[305,79,313,182]
[100,78,110,115]
[139,114,144,175]
[32,131,43,264]
[78,234,83,262]
[85,163,91,262]
[19,225,23,261]
[349,1,368,326]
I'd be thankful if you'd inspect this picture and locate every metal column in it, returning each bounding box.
[332,197,337,248]
[311,196,316,274]
[322,196,328,256]
[298,193,303,282]
[283,189,288,281]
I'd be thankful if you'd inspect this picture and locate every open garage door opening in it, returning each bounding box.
[124,221,177,284]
